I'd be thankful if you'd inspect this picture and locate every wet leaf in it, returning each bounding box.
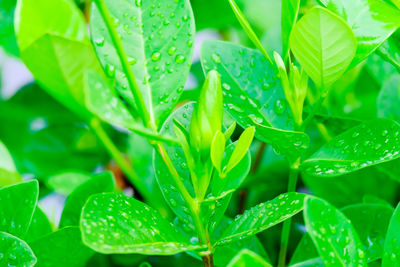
[81,193,203,255]
[29,227,94,267]
[59,172,115,228]
[290,6,357,91]
[201,40,309,162]
[0,231,36,267]
[382,203,400,266]
[0,141,21,186]
[323,0,400,68]
[0,180,38,238]
[227,249,272,267]
[90,0,195,127]
[304,196,367,266]
[25,207,53,243]
[302,119,400,177]
[215,192,305,246]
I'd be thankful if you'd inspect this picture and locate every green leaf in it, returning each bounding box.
[59,172,115,228]
[46,171,91,195]
[304,196,367,266]
[0,0,18,56]
[302,119,400,177]
[15,0,101,117]
[211,131,226,174]
[378,37,400,73]
[382,203,400,266]
[90,0,195,127]
[281,0,300,60]
[225,127,255,173]
[0,180,38,238]
[29,227,94,267]
[216,192,305,246]
[81,193,203,255]
[324,0,400,68]
[201,40,309,162]
[227,249,272,267]
[0,140,21,186]
[25,207,53,243]
[342,204,394,262]
[290,6,357,91]
[377,74,400,122]
[290,235,320,266]
[0,231,36,267]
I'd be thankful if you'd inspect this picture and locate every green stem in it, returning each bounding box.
[93,0,154,129]
[277,165,300,267]
[301,95,326,131]
[89,118,151,202]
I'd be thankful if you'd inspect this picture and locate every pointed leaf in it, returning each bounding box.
[281,0,301,60]
[211,131,226,174]
[216,192,305,246]
[59,172,115,228]
[25,207,53,243]
[0,140,21,186]
[302,119,400,177]
[225,127,255,173]
[290,7,357,91]
[30,227,94,267]
[0,180,38,238]
[382,203,400,266]
[90,0,195,127]
[201,40,309,161]
[81,193,202,255]
[304,196,367,266]
[227,249,272,267]
[323,0,400,67]
[0,231,36,267]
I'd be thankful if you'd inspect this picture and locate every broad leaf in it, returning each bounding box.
[29,227,94,267]
[59,172,115,228]
[227,249,272,267]
[0,180,38,238]
[25,207,53,243]
[0,231,36,267]
[377,74,400,122]
[382,203,400,266]
[90,0,195,127]
[290,7,356,91]
[323,0,400,67]
[81,193,203,255]
[290,235,320,266]
[342,204,394,262]
[302,119,400,177]
[0,140,21,186]
[304,196,367,266]
[216,192,305,246]
[201,40,309,162]
[46,171,91,195]
[281,0,300,60]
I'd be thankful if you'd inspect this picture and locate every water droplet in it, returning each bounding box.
[135,0,142,7]
[212,53,221,64]
[95,37,105,46]
[175,55,186,64]
[274,99,286,115]
[151,52,161,61]
[168,46,177,55]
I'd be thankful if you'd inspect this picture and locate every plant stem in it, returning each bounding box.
[89,118,151,202]
[301,95,326,131]
[94,0,154,129]
[277,165,300,267]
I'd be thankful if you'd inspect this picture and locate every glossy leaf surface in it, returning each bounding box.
[302,119,400,177]
[227,249,272,267]
[25,207,52,243]
[0,180,38,238]
[290,7,357,91]
[0,231,36,267]
[90,0,195,127]
[382,203,400,266]
[304,196,366,266]
[0,141,21,186]
[81,193,202,255]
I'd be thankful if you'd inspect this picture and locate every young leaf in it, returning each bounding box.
[25,207,53,243]
[211,131,226,174]
[215,192,305,246]
[290,7,357,92]
[342,204,394,262]
[0,180,38,238]
[90,0,195,127]
[224,121,237,141]
[225,126,255,174]
[302,119,400,177]
[29,227,94,267]
[323,0,400,68]
[227,249,272,267]
[0,140,21,186]
[304,196,367,266]
[59,172,115,228]
[81,193,203,255]
[281,0,301,60]
[201,40,309,162]
[382,203,400,266]
[0,231,36,267]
